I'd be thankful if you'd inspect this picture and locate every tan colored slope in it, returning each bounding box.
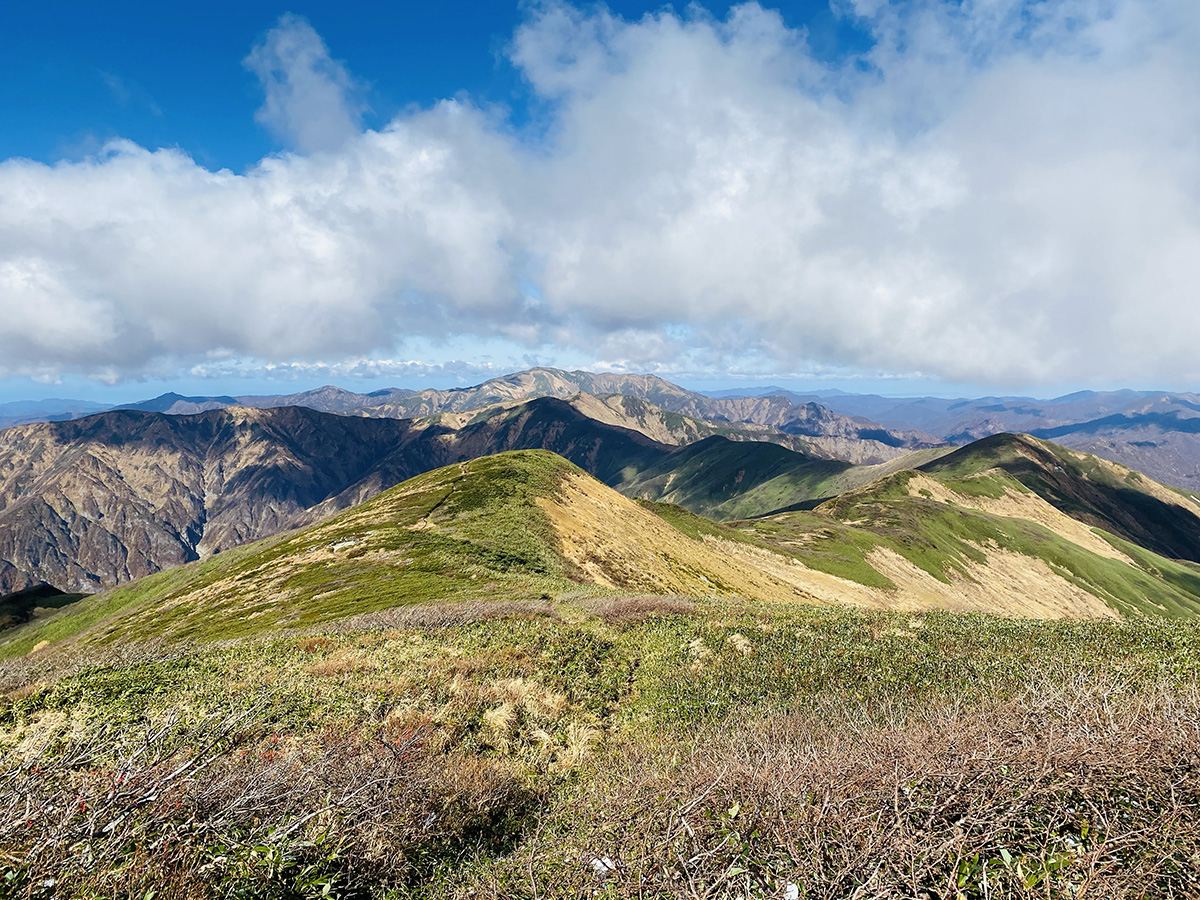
[699,536,1115,620]
[864,547,1117,619]
[538,471,817,603]
[903,472,1134,564]
[565,393,711,446]
[541,470,1116,619]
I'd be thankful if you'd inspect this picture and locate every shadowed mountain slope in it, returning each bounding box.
[918,433,1200,564]
[619,436,854,520]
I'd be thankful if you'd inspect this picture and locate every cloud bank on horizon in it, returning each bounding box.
[2,0,1198,388]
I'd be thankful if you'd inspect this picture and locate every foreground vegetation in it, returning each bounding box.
[3,596,1199,898]
[5,447,1200,897]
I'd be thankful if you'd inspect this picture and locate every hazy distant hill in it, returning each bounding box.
[0,398,109,430]
[113,392,240,414]
[112,386,418,416]
[238,385,416,412]
[790,389,1200,489]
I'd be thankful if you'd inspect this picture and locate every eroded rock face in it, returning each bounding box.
[0,400,669,593]
[0,408,424,593]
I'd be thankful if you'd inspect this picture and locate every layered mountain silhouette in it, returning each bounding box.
[3,381,1200,616]
[5,368,938,462]
[14,369,1200,492]
[777,388,1200,490]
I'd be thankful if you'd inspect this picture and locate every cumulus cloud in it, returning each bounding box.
[244,14,366,152]
[3,1,1200,387]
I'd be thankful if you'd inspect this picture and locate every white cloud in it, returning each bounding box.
[243,14,366,153]
[3,1,1200,388]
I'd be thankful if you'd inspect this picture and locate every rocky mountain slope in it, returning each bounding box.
[0,408,431,594]
[0,399,678,594]
[351,369,937,463]
[412,391,925,465]
[8,369,935,467]
[16,372,1200,492]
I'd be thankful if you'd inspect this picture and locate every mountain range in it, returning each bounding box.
[3,366,1200,614]
[736,386,1200,490]
[1,379,1199,628]
[10,367,1200,491]
[2,394,904,594]
[5,372,1200,899]
[7,433,1200,665]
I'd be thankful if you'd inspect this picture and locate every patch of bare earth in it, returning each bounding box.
[865,546,1118,619]
[706,538,1116,619]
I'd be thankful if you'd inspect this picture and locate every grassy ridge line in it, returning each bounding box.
[8,443,1200,666]
[920,433,1200,564]
[0,451,590,660]
[738,466,1200,617]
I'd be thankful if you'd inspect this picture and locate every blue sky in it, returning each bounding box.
[2,0,1199,404]
[3,2,865,173]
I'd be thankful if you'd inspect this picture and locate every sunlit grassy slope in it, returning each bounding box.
[3,591,1198,897]
[4,447,1200,897]
[6,440,1200,671]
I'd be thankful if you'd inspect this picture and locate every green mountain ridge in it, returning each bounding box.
[9,433,1200,666]
[5,446,1200,898]
[918,432,1200,563]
